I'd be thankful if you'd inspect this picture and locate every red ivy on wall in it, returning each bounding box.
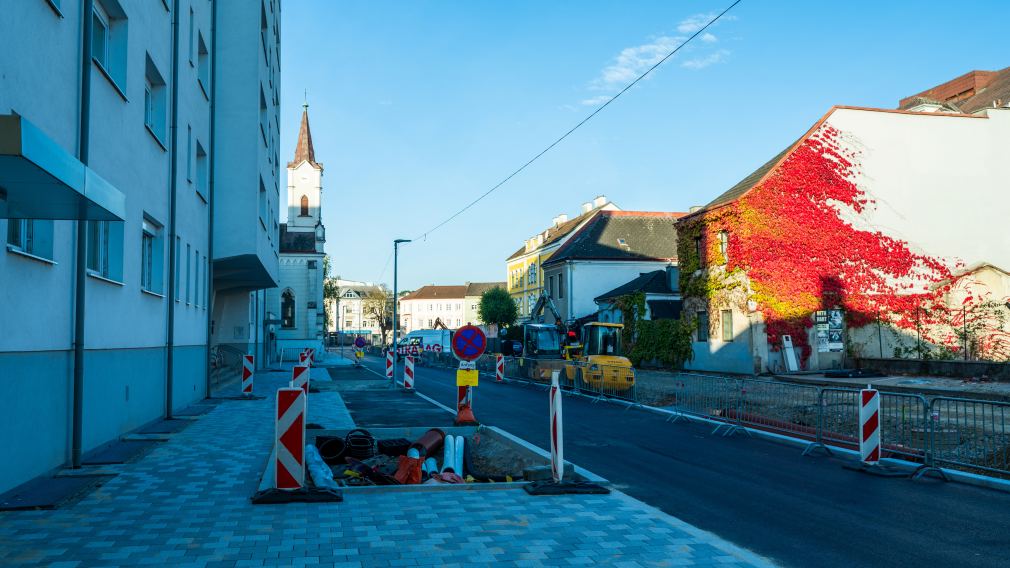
[699,125,961,362]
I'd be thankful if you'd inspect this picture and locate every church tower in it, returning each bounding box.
[286,102,324,246]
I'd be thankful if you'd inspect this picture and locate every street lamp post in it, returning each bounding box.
[391,238,411,386]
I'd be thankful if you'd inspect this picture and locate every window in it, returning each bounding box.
[186,125,192,182]
[528,263,537,284]
[300,195,309,216]
[92,1,128,93]
[197,32,209,96]
[721,310,733,342]
[427,319,433,327]
[547,275,553,298]
[694,236,702,263]
[86,221,123,281]
[188,8,194,65]
[140,216,163,294]
[195,141,208,200]
[718,231,729,262]
[259,88,268,143]
[143,54,167,144]
[185,244,191,304]
[174,237,181,300]
[558,274,564,299]
[203,255,208,309]
[344,320,352,328]
[281,289,295,328]
[259,179,267,224]
[193,249,200,307]
[696,311,709,342]
[7,219,54,261]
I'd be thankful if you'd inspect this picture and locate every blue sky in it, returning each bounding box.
[280,0,1004,291]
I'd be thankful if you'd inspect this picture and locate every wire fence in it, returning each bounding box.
[367,348,1010,480]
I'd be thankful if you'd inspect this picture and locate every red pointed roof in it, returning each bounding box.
[288,104,322,169]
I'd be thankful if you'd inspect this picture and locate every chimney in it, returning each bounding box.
[552,213,569,227]
[581,202,593,213]
[593,195,607,208]
[689,205,703,213]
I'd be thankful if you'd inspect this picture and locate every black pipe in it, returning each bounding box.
[165,0,182,419]
[71,0,95,470]
[205,0,218,398]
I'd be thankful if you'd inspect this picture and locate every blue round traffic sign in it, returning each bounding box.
[354,336,366,348]
[452,325,487,361]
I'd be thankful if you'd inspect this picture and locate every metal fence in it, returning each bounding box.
[370,348,1010,480]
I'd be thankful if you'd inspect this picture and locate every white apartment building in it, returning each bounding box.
[0,0,280,496]
[326,279,387,344]
[399,286,467,334]
[210,0,281,369]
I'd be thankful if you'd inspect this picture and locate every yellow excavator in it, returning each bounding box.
[519,292,635,393]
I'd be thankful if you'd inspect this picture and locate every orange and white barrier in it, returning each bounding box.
[275,387,305,490]
[550,370,564,481]
[404,356,415,390]
[495,354,504,383]
[242,354,254,395]
[386,350,394,380]
[860,388,880,465]
[291,365,310,395]
[299,349,314,367]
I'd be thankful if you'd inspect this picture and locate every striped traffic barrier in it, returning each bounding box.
[550,370,564,482]
[403,356,415,391]
[386,350,394,381]
[242,354,254,395]
[860,388,881,465]
[291,365,310,395]
[496,354,504,383]
[306,348,316,365]
[275,387,306,490]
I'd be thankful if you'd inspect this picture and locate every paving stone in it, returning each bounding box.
[0,366,775,567]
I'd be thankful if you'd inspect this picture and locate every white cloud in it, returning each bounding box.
[580,95,614,107]
[676,12,716,34]
[701,32,717,43]
[594,35,683,89]
[681,49,729,70]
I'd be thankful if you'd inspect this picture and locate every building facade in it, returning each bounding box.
[399,286,467,334]
[678,69,1010,375]
[326,278,388,344]
[464,282,507,326]
[265,104,326,360]
[210,0,282,371]
[541,211,684,324]
[0,0,279,495]
[506,196,618,320]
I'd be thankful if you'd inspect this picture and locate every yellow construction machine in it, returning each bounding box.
[566,322,635,394]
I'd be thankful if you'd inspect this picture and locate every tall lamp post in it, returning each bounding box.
[391,238,411,386]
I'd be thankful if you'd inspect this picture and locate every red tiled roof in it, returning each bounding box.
[400,285,467,301]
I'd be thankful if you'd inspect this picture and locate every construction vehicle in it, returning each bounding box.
[518,292,635,393]
[567,322,635,394]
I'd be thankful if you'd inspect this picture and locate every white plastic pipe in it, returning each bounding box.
[441,435,456,473]
[423,457,437,475]
[454,435,464,476]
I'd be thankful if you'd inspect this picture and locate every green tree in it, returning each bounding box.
[322,256,339,331]
[478,286,517,329]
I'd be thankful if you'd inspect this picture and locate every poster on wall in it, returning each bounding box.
[827,309,844,352]
[814,311,829,353]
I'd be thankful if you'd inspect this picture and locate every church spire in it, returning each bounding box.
[288,99,321,169]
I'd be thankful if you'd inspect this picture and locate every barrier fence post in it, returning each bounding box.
[496,354,504,383]
[403,356,415,391]
[291,365,310,395]
[242,354,255,395]
[913,399,949,481]
[860,388,881,465]
[803,387,833,456]
[385,350,394,382]
[550,370,564,482]
[275,388,305,490]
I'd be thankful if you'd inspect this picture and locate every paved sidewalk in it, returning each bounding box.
[0,367,776,567]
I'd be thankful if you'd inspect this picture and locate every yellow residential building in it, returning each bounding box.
[506,196,619,320]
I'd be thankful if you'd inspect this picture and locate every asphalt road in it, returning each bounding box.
[352,355,1010,568]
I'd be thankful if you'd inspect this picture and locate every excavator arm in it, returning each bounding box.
[530,291,564,326]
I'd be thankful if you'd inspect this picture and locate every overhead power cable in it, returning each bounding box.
[412,0,742,242]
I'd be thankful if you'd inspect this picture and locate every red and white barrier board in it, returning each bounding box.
[291,365,310,395]
[306,348,315,365]
[550,371,564,482]
[275,388,305,490]
[404,356,415,390]
[386,350,394,380]
[242,354,254,395]
[860,388,880,464]
[495,354,504,383]
[299,349,313,367]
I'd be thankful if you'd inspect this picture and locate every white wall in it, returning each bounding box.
[545,260,674,322]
